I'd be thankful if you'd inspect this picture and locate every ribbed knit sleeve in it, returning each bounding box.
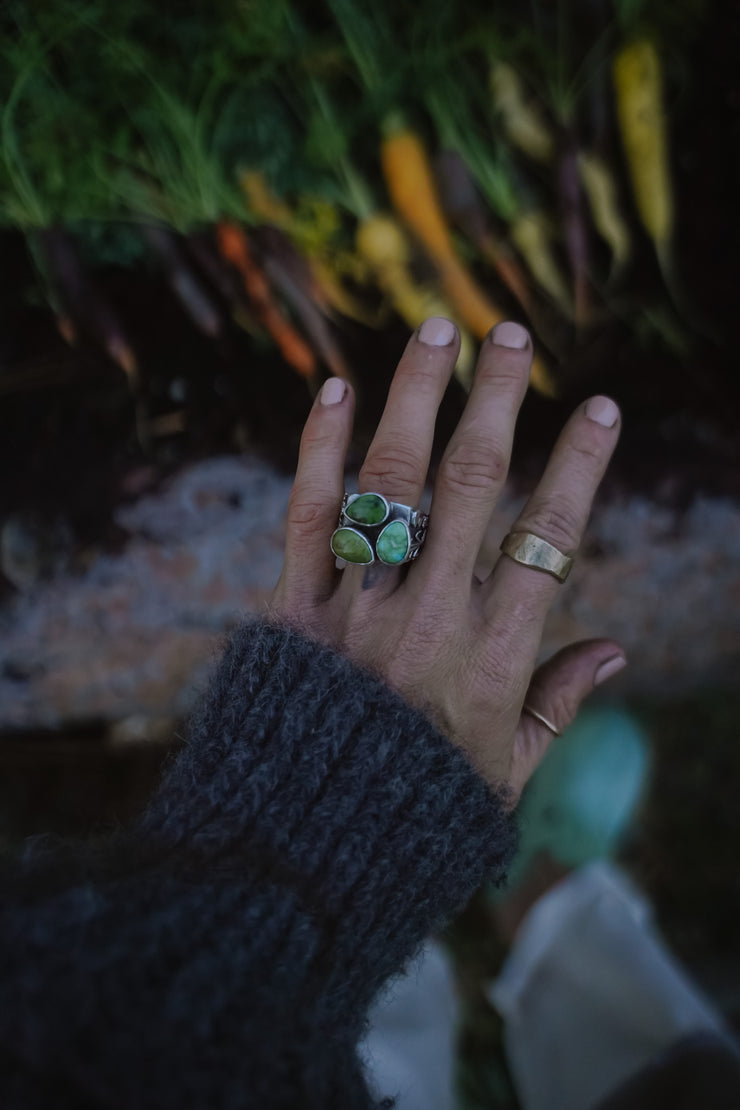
[0,619,517,1110]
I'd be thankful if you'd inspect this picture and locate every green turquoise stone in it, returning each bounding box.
[331,528,374,564]
[376,520,409,565]
[345,493,388,526]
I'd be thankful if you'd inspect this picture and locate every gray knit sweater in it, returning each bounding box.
[0,619,518,1108]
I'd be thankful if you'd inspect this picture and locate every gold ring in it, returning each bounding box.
[500,531,574,583]
[522,703,561,737]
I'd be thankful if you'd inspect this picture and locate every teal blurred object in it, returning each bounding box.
[488,707,651,900]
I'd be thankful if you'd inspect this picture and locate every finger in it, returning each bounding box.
[508,639,627,799]
[339,317,459,596]
[415,322,532,598]
[483,395,621,649]
[358,317,459,504]
[279,377,355,604]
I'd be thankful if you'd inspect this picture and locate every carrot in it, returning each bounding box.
[558,143,591,328]
[489,62,555,164]
[37,229,138,387]
[612,38,673,273]
[577,151,631,278]
[56,314,77,347]
[509,210,574,320]
[143,225,222,338]
[238,169,293,230]
[381,125,508,340]
[380,130,556,394]
[254,226,354,385]
[216,221,317,380]
[309,258,387,328]
[433,148,536,318]
[355,213,476,387]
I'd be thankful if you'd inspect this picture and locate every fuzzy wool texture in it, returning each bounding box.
[0,619,518,1109]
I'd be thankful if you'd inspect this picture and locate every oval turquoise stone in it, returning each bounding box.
[345,493,388,526]
[331,528,374,564]
[376,520,409,565]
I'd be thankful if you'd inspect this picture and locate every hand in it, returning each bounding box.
[267,317,625,801]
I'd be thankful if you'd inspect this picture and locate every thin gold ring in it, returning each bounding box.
[522,703,561,737]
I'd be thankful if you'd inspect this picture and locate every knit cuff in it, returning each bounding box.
[140,618,518,1022]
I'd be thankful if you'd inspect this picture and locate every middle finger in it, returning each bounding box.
[414,321,533,597]
[338,316,459,592]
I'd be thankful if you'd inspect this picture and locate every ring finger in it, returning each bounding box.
[483,394,621,659]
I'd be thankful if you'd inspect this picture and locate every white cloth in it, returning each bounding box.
[358,936,460,1110]
[359,863,737,1110]
[488,861,735,1110]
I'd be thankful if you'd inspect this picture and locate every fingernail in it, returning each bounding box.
[492,321,529,348]
[585,396,619,428]
[594,654,627,686]
[320,377,346,405]
[418,317,456,346]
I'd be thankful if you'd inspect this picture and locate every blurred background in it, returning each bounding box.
[1,0,739,1104]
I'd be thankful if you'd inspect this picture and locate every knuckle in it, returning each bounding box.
[483,353,528,389]
[402,358,447,390]
[522,499,582,552]
[360,441,424,489]
[565,428,605,468]
[441,438,507,497]
[301,424,341,453]
[287,490,330,532]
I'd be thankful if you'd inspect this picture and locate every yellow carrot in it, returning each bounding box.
[577,151,632,276]
[509,210,574,319]
[239,169,293,229]
[489,62,555,164]
[355,213,476,387]
[612,38,673,270]
[309,258,387,328]
[357,211,556,397]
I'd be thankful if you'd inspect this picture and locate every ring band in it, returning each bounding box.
[331,492,428,567]
[500,531,574,583]
[522,703,561,737]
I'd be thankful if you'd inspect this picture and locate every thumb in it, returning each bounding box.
[509,639,627,799]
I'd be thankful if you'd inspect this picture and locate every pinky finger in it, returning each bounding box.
[508,639,626,799]
[278,377,355,605]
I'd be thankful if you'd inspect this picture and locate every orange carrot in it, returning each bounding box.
[216,222,317,380]
[381,126,557,396]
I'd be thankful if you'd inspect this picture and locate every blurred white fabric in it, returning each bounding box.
[358,936,460,1110]
[359,863,737,1110]
[488,861,735,1110]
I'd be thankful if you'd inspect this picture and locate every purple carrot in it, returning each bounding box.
[434,148,489,244]
[434,147,540,320]
[252,226,354,385]
[142,224,222,338]
[36,227,138,385]
[558,141,591,328]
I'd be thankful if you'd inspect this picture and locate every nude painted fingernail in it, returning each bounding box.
[594,655,627,686]
[585,396,619,427]
[320,377,346,405]
[492,321,529,348]
[418,317,456,346]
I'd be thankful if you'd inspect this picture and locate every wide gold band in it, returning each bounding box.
[500,531,574,583]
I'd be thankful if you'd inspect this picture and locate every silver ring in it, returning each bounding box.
[522,703,561,737]
[330,492,428,567]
